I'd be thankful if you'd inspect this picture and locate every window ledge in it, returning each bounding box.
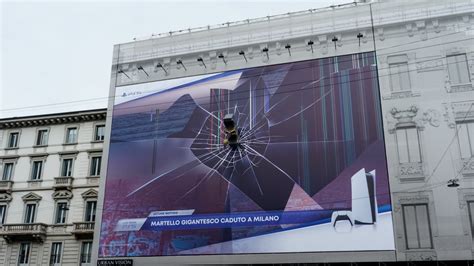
[86,175,100,179]
[404,249,437,261]
[27,179,43,183]
[382,90,420,100]
[63,142,78,146]
[405,248,435,252]
[58,150,79,156]
[4,147,19,150]
[447,83,473,93]
[63,142,77,146]
[33,145,48,148]
[91,140,104,144]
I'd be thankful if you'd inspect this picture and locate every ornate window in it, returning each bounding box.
[52,190,72,225]
[395,126,422,164]
[7,131,19,148]
[387,106,430,181]
[445,101,474,176]
[35,129,49,146]
[22,192,42,224]
[389,55,411,93]
[30,160,44,181]
[80,241,93,265]
[49,242,63,265]
[457,121,474,159]
[89,156,102,177]
[82,189,98,223]
[2,162,14,181]
[393,191,438,260]
[61,158,74,177]
[94,124,105,141]
[447,53,471,85]
[0,204,7,224]
[402,204,433,249]
[18,242,31,265]
[54,202,68,224]
[65,127,78,144]
[444,48,473,93]
[23,203,37,224]
[383,54,420,100]
[85,201,97,222]
[467,201,474,239]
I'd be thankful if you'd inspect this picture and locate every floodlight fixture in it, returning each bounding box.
[332,36,339,50]
[197,57,206,69]
[218,53,227,65]
[307,40,314,53]
[239,50,248,62]
[156,63,168,74]
[177,60,187,71]
[262,47,269,60]
[137,66,149,77]
[357,32,364,46]
[118,69,131,80]
[285,44,291,56]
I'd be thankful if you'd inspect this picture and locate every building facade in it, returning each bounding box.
[94,0,474,263]
[0,109,106,265]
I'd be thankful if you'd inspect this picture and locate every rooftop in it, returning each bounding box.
[0,108,107,129]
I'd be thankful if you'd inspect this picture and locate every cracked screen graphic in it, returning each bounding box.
[99,52,395,257]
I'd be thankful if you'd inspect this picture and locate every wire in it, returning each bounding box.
[1,33,472,114]
[2,97,473,214]
[3,101,474,214]
[1,60,472,153]
[118,30,474,72]
[2,65,472,215]
[423,103,474,185]
[2,52,470,123]
[111,55,472,114]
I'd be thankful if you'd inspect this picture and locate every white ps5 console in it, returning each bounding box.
[331,168,377,228]
[351,168,377,224]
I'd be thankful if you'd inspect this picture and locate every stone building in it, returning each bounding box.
[0,109,106,265]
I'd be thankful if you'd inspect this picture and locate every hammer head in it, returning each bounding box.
[223,114,235,131]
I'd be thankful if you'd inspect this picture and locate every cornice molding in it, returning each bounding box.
[0,109,107,129]
[22,192,42,202]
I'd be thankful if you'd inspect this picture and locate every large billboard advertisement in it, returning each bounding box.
[99,51,395,257]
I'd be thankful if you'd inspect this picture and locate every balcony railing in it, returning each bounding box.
[72,222,95,239]
[0,180,13,193]
[53,176,73,190]
[1,223,47,242]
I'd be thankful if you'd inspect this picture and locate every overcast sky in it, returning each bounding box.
[1,0,348,118]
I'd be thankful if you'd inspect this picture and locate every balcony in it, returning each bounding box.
[0,180,13,193]
[53,176,73,190]
[0,223,47,243]
[72,222,95,239]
